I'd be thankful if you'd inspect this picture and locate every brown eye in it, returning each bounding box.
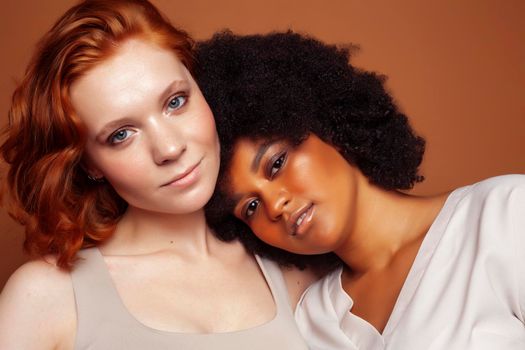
[269,152,287,178]
[244,199,260,218]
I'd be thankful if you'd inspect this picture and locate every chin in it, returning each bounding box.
[173,184,216,213]
[283,244,326,256]
[135,185,216,215]
[300,248,333,256]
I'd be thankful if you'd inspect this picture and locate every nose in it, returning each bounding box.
[263,188,292,221]
[150,120,186,165]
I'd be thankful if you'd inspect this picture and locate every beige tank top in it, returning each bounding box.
[71,248,309,349]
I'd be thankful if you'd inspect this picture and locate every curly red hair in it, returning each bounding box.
[0,0,195,269]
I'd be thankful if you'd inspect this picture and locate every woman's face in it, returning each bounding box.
[227,134,360,254]
[70,39,220,214]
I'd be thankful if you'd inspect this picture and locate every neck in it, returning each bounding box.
[334,177,447,274]
[101,206,214,256]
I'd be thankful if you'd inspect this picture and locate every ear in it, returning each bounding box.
[81,157,104,180]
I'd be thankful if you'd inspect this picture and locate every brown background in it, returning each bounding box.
[1,0,524,289]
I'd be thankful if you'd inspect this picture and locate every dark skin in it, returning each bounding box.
[199,31,428,272]
[337,183,447,333]
[227,134,449,333]
[196,31,444,332]
[341,234,426,333]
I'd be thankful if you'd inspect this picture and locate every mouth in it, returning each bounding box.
[161,160,201,188]
[288,203,315,236]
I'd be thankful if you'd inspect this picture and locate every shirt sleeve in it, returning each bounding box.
[509,178,525,322]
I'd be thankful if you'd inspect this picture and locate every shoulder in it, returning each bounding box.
[298,267,342,304]
[280,264,325,309]
[445,175,525,259]
[450,175,525,211]
[0,258,76,349]
[294,267,345,323]
[445,175,525,227]
[2,257,73,298]
[465,175,525,198]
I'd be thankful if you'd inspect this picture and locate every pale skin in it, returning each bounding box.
[228,134,450,334]
[0,39,317,350]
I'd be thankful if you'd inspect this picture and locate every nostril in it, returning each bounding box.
[155,143,186,165]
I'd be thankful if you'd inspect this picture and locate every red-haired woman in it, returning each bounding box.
[0,1,315,349]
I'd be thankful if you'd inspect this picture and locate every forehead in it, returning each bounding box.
[226,138,260,186]
[229,138,260,170]
[70,39,191,124]
[227,137,287,194]
[228,136,297,173]
[75,38,188,91]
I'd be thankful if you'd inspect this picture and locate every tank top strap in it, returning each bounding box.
[254,255,295,317]
[71,247,128,348]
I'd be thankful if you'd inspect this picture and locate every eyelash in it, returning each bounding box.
[242,150,288,219]
[108,128,135,145]
[166,94,188,114]
[243,198,260,219]
[106,93,189,145]
[266,151,287,179]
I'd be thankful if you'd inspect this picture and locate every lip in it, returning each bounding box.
[288,203,315,236]
[161,160,201,188]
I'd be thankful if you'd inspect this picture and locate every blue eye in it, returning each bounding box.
[109,129,134,144]
[244,199,260,219]
[167,95,187,113]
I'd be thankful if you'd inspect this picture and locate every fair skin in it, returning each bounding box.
[228,134,449,333]
[0,39,316,350]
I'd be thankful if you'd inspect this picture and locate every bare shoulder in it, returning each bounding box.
[0,258,76,349]
[281,265,324,310]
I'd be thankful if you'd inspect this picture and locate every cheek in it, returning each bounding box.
[289,155,340,199]
[191,104,219,153]
[285,155,326,193]
[246,217,267,240]
[95,151,151,190]
[251,219,284,245]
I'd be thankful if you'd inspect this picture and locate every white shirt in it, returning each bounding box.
[295,175,525,349]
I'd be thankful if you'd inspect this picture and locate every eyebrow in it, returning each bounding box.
[95,117,135,142]
[230,193,244,206]
[229,140,277,209]
[251,140,277,173]
[158,79,189,106]
[95,79,189,141]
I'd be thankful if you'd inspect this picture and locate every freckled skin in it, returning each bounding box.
[229,134,361,254]
[70,39,220,215]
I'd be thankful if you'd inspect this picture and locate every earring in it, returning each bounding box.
[87,174,104,183]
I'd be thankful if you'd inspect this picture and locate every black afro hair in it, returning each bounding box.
[197,31,425,269]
